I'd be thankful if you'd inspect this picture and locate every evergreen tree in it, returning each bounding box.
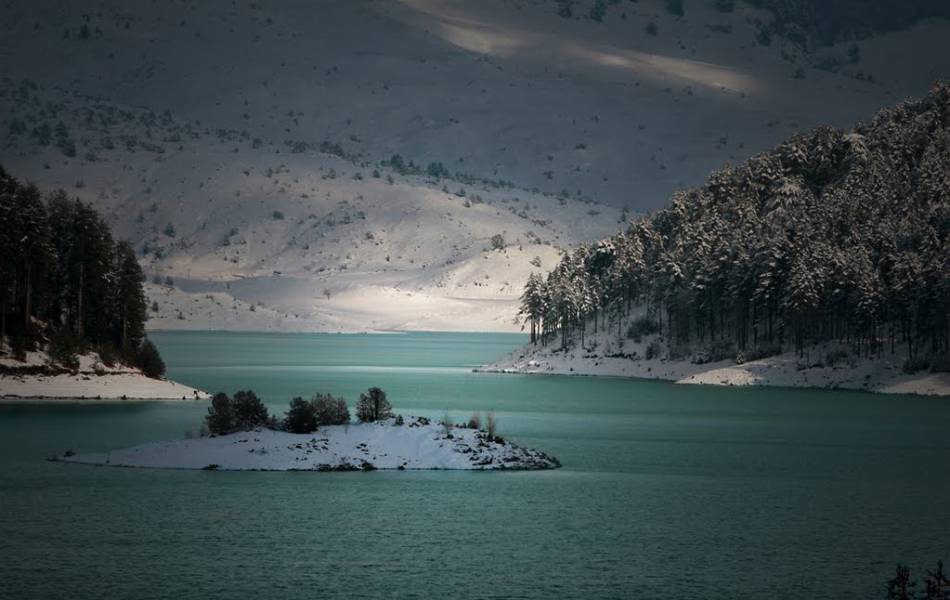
[355,387,392,422]
[205,392,235,435]
[0,166,166,374]
[312,392,351,425]
[7,182,53,345]
[518,273,545,344]
[113,240,148,354]
[137,339,165,379]
[231,390,270,430]
[284,397,318,433]
[519,82,950,369]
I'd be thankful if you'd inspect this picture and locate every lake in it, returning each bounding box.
[1,331,948,599]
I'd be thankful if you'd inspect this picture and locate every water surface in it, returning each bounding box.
[1,331,947,599]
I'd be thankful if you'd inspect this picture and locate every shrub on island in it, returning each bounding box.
[355,387,392,422]
[466,411,481,430]
[312,393,350,426]
[284,393,351,433]
[285,397,318,434]
[205,393,235,435]
[207,389,389,435]
[205,390,272,435]
[233,390,270,429]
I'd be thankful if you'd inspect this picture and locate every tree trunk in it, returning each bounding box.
[77,263,84,339]
[23,264,31,333]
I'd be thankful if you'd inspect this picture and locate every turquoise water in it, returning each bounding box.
[1,331,948,600]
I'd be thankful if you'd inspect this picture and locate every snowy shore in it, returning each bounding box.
[57,417,561,471]
[0,350,208,402]
[481,340,950,397]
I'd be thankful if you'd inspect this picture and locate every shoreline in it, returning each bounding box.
[479,343,950,397]
[0,351,209,402]
[0,369,209,402]
[475,366,950,397]
[0,394,206,405]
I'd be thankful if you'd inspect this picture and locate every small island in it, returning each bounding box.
[57,388,561,471]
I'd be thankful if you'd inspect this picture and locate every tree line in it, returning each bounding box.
[745,0,950,46]
[0,165,164,377]
[520,82,950,371]
[204,387,393,435]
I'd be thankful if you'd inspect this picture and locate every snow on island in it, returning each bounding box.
[58,417,561,471]
[0,350,208,402]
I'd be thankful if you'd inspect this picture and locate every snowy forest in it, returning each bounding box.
[744,0,950,45]
[0,165,164,376]
[519,82,950,372]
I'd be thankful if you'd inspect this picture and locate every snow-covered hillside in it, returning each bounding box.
[58,418,561,471]
[1,0,947,331]
[0,77,620,331]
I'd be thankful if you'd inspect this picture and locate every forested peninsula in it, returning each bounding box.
[0,166,204,400]
[499,83,950,395]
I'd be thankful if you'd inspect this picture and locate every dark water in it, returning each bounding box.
[1,331,948,600]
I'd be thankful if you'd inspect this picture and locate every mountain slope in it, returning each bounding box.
[1,0,948,331]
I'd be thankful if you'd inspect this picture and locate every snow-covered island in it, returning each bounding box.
[0,349,208,402]
[57,417,561,471]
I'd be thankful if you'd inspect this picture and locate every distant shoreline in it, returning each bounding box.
[480,343,950,397]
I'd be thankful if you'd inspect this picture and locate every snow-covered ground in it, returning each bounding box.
[481,314,950,396]
[58,417,561,471]
[0,350,208,402]
[2,1,948,333]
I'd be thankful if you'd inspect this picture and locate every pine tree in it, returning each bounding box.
[312,393,350,425]
[284,397,318,433]
[205,392,235,435]
[0,167,166,374]
[137,339,165,378]
[520,82,950,367]
[356,387,392,422]
[519,273,545,344]
[231,390,270,430]
[113,240,147,354]
[9,182,53,344]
